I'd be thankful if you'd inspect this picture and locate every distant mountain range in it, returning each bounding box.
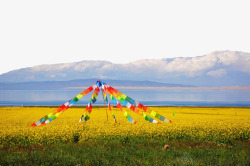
[0,79,191,90]
[0,50,249,87]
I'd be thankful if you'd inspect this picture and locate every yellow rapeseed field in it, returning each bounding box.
[0,106,249,146]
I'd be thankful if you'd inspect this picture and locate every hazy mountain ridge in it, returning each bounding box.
[1,51,249,86]
[0,79,190,90]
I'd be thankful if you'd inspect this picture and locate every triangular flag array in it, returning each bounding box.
[30,80,171,127]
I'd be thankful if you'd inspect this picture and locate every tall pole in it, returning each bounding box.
[100,80,108,122]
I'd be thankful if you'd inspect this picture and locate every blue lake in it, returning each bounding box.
[0,89,249,107]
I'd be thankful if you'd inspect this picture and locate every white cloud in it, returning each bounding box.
[216,51,240,65]
[214,51,250,73]
[163,56,218,76]
[124,51,250,77]
[74,61,111,72]
[19,51,250,80]
[124,54,218,77]
[207,69,227,77]
[32,63,76,72]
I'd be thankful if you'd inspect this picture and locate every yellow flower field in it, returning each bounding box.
[0,106,249,146]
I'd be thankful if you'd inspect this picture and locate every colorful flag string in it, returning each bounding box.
[108,91,136,123]
[29,83,98,127]
[101,85,117,123]
[79,85,100,123]
[30,80,171,127]
[104,84,171,123]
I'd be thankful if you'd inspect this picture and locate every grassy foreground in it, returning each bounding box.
[0,106,249,165]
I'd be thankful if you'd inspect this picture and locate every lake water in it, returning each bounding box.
[0,89,249,107]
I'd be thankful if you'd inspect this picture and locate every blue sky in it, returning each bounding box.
[0,0,250,74]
